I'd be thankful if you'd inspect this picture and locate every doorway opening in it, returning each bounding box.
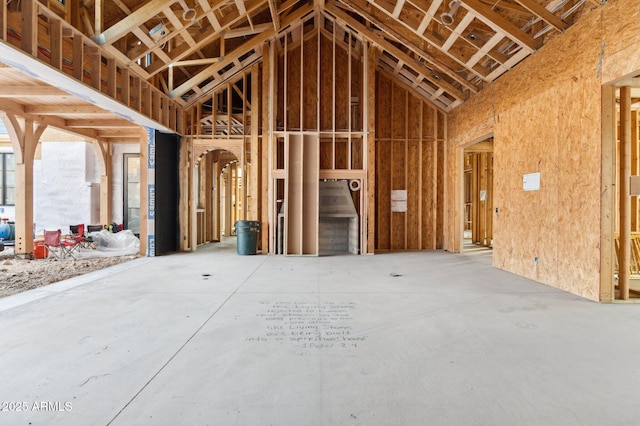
[462,137,493,254]
[194,149,240,246]
[123,153,140,236]
[604,82,640,301]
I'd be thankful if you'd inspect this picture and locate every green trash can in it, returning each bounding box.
[234,220,260,255]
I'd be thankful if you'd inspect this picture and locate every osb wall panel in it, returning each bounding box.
[376,76,392,138]
[303,34,318,130]
[376,139,391,249]
[335,46,350,131]
[375,72,444,251]
[445,0,638,301]
[320,35,333,131]
[286,45,301,130]
[391,140,406,249]
[601,0,640,82]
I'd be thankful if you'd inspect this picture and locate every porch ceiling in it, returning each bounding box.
[0,63,145,143]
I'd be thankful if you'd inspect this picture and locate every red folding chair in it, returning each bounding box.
[43,229,64,260]
[62,224,83,259]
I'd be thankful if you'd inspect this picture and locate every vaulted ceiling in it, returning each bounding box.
[84,0,595,112]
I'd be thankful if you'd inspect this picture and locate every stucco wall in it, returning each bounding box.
[34,142,100,234]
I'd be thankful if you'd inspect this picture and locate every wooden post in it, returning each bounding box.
[214,159,221,241]
[601,85,616,302]
[207,153,216,241]
[21,0,37,56]
[632,111,638,231]
[225,166,233,236]
[179,136,190,251]
[95,0,103,34]
[13,119,45,256]
[471,153,479,243]
[619,86,632,300]
[250,65,260,224]
[99,142,112,226]
[264,41,275,254]
[190,150,198,251]
[366,43,377,254]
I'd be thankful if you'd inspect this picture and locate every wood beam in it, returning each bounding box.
[66,119,139,128]
[197,0,223,30]
[2,115,46,256]
[24,105,108,115]
[600,85,616,302]
[0,98,26,116]
[99,130,147,138]
[328,6,467,101]
[417,0,443,34]
[513,0,568,32]
[366,43,377,254]
[98,141,112,226]
[235,0,247,15]
[95,0,103,34]
[21,0,37,56]
[268,0,280,31]
[0,85,68,97]
[462,0,537,52]
[172,57,223,67]
[224,23,273,39]
[331,1,478,93]
[392,0,406,18]
[93,0,177,45]
[620,86,632,300]
[168,4,316,99]
[143,0,266,77]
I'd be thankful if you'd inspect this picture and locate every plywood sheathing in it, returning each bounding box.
[446,0,638,302]
[375,72,444,251]
[600,0,640,84]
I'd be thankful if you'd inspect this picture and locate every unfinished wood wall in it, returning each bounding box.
[4,4,181,133]
[375,71,444,251]
[267,15,366,255]
[464,152,493,246]
[185,65,261,250]
[446,0,640,301]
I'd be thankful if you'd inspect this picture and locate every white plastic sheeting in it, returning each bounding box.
[76,230,140,258]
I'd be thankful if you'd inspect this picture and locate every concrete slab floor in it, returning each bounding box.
[0,239,639,426]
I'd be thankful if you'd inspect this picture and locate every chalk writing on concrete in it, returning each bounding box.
[247,301,367,349]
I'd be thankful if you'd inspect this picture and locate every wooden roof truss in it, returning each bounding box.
[0,0,594,138]
[84,0,589,113]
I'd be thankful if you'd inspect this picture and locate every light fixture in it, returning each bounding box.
[440,0,461,26]
[182,8,196,22]
[149,23,167,42]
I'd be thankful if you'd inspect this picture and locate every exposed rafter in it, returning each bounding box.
[93,0,178,45]
[327,6,466,102]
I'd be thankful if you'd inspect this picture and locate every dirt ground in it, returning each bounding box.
[0,246,138,299]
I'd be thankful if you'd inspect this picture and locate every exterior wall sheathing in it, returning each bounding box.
[446,0,640,301]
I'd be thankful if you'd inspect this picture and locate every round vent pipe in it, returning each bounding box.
[440,0,461,26]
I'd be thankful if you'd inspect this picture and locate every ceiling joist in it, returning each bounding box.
[93,0,177,45]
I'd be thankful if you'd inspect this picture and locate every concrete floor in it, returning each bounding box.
[1,239,640,426]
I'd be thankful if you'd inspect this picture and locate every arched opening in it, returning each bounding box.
[194,149,241,247]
